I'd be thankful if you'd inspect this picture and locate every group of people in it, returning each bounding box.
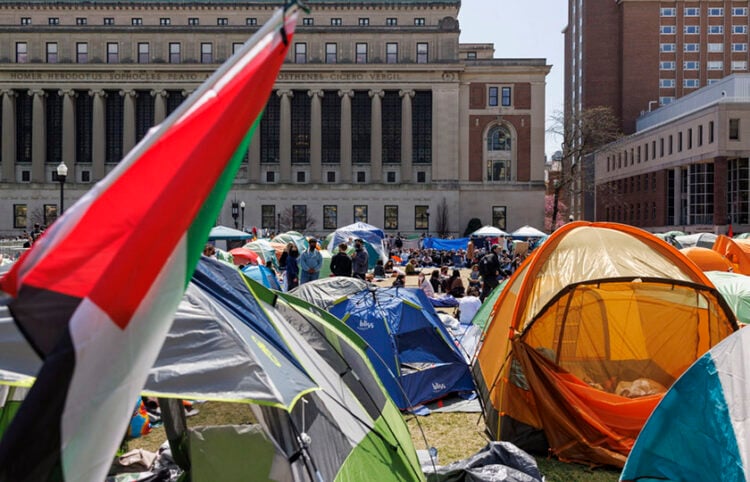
[279,238,370,290]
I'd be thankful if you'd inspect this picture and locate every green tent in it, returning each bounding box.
[706,270,750,325]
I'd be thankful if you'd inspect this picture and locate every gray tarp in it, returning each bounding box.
[424,442,543,482]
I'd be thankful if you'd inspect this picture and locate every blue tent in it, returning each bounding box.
[241,264,281,290]
[325,222,387,270]
[329,286,474,409]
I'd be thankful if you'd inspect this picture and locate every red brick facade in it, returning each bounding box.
[468,114,532,182]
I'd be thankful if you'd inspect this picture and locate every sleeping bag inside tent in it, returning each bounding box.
[473,222,738,468]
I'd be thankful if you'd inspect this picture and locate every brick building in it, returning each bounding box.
[0,0,550,237]
[565,0,750,220]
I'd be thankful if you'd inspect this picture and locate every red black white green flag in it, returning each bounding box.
[0,7,297,481]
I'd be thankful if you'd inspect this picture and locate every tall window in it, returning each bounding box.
[323,205,337,230]
[730,118,740,140]
[687,163,714,224]
[325,43,337,63]
[501,87,512,106]
[14,205,27,229]
[137,43,149,63]
[200,43,213,63]
[46,42,58,63]
[382,91,401,163]
[384,205,398,229]
[260,92,280,163]
[487,125,512,182]
[488,87,498,106]
[415,206,429,230]
[295,43,306,63]
[76,42,88,63]
[75,90,92,163]
[16,91,32,163]
[386,43,398,63]
[16,42,28,63]
[107,42,119,63]
[292,205,307,230]
[356,43,367,64]
[492,207,507,230]
[291,90,310,164]
[45,90,63,163]
[413,91,432,163]
[351,91,371,163]
[416,42,428,63]
[105,90,124,163]
[261,205,275,229]
[135,91,154,142]
[354,205,368,223]
[166,90,184,115]
[321,90,340,163]
[169,43,180,63]
[728,158,749,224]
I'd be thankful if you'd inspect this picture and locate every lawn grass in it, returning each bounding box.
[131,402,621,481]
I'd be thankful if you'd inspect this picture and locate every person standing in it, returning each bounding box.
[351,239,369,280]
[299,238,323,284]
[285,245,300,291]
[330,243,352,276]
[479,244,502,302]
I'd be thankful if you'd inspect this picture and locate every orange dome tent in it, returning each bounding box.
[713,235,750,275]
[680,246,733,272]
[473,222,737,467]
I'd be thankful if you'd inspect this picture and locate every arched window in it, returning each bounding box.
[487,125,512,151]
[485,124,514,182]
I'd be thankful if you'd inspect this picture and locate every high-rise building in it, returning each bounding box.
[565,0,750,220]
[0,0,550,239]
[567,0,750,135]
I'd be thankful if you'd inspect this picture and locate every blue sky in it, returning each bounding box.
[458,1,567,159]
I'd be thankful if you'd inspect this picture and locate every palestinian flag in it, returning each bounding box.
[0,7,297,481]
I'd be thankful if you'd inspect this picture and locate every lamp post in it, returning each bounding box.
[231,199,239,229]
[56,161,68,216]
[240,201,245,232]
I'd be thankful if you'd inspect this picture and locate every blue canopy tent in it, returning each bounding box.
[325,222,387,270]
[329,286,474,409]
[421,237,469,251]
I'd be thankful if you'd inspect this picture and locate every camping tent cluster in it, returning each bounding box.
[0,257,424,480]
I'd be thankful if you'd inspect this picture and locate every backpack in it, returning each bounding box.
[478,254,493,278]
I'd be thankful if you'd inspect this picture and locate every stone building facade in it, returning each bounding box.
[0,0,549,237]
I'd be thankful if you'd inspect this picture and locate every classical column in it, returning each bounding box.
[30,89,46,182]
[90,90,106,180]
[59,90,76,166]
[369,89,384,183]
[400,89,415,183]
[121,89,136,155]
[338,90,353,183]
[1,90,17,182]
[152,89,167,125]
[308,89,323,183]
[278,90,292,182]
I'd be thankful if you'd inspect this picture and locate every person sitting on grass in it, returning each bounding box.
[392,273,406,288]
[404,258,419,275]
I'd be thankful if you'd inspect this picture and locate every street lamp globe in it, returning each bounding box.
[56,161,68,215]
[240,201,246,231]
